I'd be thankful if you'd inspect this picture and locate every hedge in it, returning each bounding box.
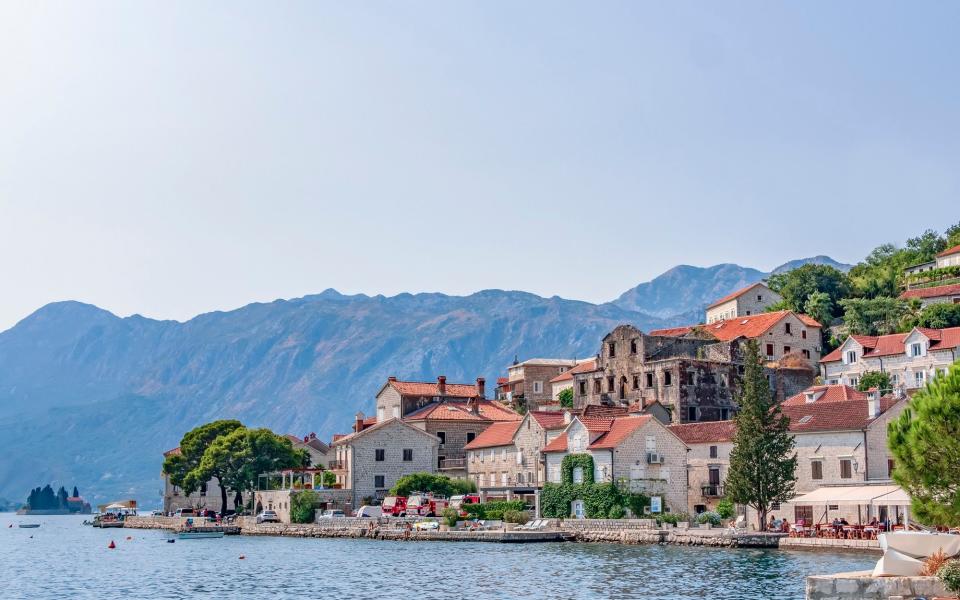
[464,500,525,520]
[540,481,651,519]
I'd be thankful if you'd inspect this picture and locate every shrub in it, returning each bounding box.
[697,511,722,526]
[624,492,650,518]
[921,549,950,577]
[441,508,459,527]
[938,560,960,594]
[608,505,626,519]
[482,500,525,520]
[463,503,485,519]
[540,483,574,518]
[659,512,689,526]
[289,490,318,523]
[716,498,735,520]
[502,509,529,524]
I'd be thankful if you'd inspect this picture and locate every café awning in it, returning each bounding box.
[791,485,908,507]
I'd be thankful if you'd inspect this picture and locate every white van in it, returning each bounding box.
[356,505,382,518]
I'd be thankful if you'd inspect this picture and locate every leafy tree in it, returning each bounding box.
[857,371,892,393]
[914,304,960,329]
[947,222,960,248]
[389,472,473,497]
[289,490,319,523]
[163,419,244,514]
[725,340,797,531]
[888,362,960,526]
[716,498,735,520]
[767,264,851,318]
[840,297,907,335]
[558,387,574,409]
[321,471,337,488]
[803,291,834,330]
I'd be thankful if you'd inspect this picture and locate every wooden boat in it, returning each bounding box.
[178,530,225,539]
[18,524,40,529]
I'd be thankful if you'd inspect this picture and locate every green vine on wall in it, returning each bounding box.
[560,454,595,485]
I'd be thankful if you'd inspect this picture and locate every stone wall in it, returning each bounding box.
[685,440,733,514]
[806,571,946,600]
[866,399,908,481]
[344,420,438,506]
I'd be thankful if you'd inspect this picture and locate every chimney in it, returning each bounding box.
[476,377,486,399]
[563,410,571,424]
[437,375,447,397]
[468,396,480,415]
[867,390,880,419]
[388,376,397,383]
[354,411,365,432]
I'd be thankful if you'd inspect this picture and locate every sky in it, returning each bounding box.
[1,1,959,331]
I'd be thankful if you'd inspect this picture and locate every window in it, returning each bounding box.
[377,407,385,421]
[375,449,385,462]
[795,506,812,523]
[466,432,476,444]
[646,373,654,388]
[533,381,543,394]
[685,372,695,386]
[199,482,207,496]
[840,459,852,479]
[783,346,791,354]
[849,377,859,388]
[709,445,718,459]
[573,435,584,452]
[594,380,601,394]
[392,406,400,418]
[887,459,895,478]
[687,406,698,421]
[757,294,763,302]
[664,372,672,386]
[573,466,584,484]
[846,350,857,364]
[785,323,792,335]
[402,449,413,462]
[488,449,495,461]
[607,376,615,391]
[608,342,616,358]
[632,375,639,389]
[437,431,446,446]
[771,502,781,511]
[469,451,475,463]
[910,342,922,357]
[802,349,810,359]
[630,339,638,354]
[891,374,899,385]
[579,381,587,395]
[501,472,508,486]
[374,475,385,489]
[720,408,730,420]
[801,330,807,339]
[766,344,774,357]
[811,460,823,480]
[501,448,507,461]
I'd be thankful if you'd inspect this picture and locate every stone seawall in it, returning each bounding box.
[567,527,783,548]
[806,571,946,600]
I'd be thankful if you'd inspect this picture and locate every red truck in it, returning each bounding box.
[450,494,481,517]
[406,493,449,517]
[382,496,408,517]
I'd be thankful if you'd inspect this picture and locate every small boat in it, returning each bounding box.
[18,524,41,529]
[178,531,225,540]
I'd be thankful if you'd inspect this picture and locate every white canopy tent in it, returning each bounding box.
[790,484,910,525]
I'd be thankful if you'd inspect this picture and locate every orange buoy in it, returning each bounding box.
[108,540,116,549]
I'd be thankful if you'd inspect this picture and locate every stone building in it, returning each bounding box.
[542,414,689,516]
[284,432,332,468]
[667,420,736,515]
[821,326,960,390]
[465,410,570,502]
[705,282,782,324]
[747,385,908,527]
[329,418,439,507]
[548,359,596,404]
[899,283,960,308]
[375,376,485,421]
[496,358,580,411]
[571,322,816,425]
[937,243,960,267]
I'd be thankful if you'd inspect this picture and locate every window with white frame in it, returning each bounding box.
[573,434,584,452]
[573,466,584,484]
[533,381,543,394]
[910,342,922,357]
[849,377,859,388]
[501,448,507,461]
[846,350,857,364]
[915,371,925,386]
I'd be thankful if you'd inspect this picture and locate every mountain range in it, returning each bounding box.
[0,256,849,504]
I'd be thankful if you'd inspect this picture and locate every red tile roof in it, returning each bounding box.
[668,420,737,444]
[529,411,569,430]
[821,327,960,362]
[588,415,652,449]
[403,400,521,422]
[707,282,768,309]
[652,311,821,342]
[781,397,900,433]
[579,417,616,432]
[782,385,867,406]
[542,434,568,453]
[649,325,697,337]
[900,284,960,300]
[389,379,481,398]
[938,243,960,257]
[463,421,522,450]
[549,360,597,383]
[582,405,629,418]
[163,447,181,457]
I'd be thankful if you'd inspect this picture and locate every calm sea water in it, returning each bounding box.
[1,514,874,600]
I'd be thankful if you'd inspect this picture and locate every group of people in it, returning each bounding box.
[767,515,792,532]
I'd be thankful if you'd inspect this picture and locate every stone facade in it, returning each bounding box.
[706,282,782,324]
[683,439,733,514]
[501,359,578,410]
[822,328,959,390]
[413,419,490,478]
[331,419,439,507]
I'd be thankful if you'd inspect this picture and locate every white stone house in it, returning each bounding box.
[330,418,439,508]
[542,414,689,517]
[821,327,960,390]
[936,244,960,268]
[667,420,736,515]
[705,282,782,324]
[548,359,596,402]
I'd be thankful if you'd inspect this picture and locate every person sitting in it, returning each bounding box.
[869,517,879,528]
[768,515,777,530]
[780,518,791,533]
[839,517,849,526]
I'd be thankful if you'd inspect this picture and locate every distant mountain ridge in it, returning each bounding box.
[0,255,848,504]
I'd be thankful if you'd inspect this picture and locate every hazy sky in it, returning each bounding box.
[1,1,959,331]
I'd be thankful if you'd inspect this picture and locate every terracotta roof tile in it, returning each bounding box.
[163,447,181,457]
[549,360,597,383]
[900,284,960,300]
[578,417,616,432]
[781,397,899,433]
[821,327,960,363]
[463,421,521,450]
[652,311,820,342]
[389,379,480,398]
[938,243,960,257]
[648,326,697,337]
[782,385,867,406]
[667,420,737,444]
[542,434,568,453]
[403,400,521,422]
[529,411,569,429]
[588,415,652,449]
[707,282,768,309]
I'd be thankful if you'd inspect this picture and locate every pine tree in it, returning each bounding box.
[725,339,797,531]
[888,361,960,526]
[72,486,79,498]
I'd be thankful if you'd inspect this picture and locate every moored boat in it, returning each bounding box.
[18,523,40,529]
[178,531,225,540]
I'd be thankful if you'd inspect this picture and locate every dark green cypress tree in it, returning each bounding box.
[725,339,797,531]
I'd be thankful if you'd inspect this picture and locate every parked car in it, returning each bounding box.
[151,510,165,516]
[256,510,280,524]
[318,510,346,519]
[174,508,195,517]
[356,505,382,518]
[413,520,439,530]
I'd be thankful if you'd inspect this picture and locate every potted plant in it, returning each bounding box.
[697,511,722,529]
[936,560,960,600]
[440,508,459,531]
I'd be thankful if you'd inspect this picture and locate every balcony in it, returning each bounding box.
[439,452,466,471]
[327,460,344,470]
[701,484,724,498]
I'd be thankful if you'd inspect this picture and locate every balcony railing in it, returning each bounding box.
[439,459,466,470]
[701,484,724,498]
[328,460,344,470]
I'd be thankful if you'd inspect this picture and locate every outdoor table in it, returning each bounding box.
[863,527,878,540]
